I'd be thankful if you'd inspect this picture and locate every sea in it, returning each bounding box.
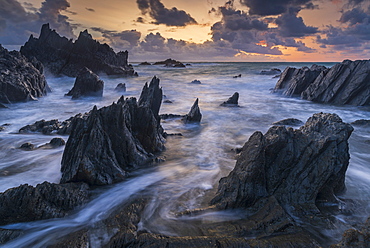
[1,62,370,247]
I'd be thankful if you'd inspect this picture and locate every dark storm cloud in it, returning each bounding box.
[136,0,197,26]
[0,0,75,46]
[91,27,141,49]
[275,7,318,37]
[239,0,313,16]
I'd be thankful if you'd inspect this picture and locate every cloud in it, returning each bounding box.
[0,0,75,46]
[86,8,95,12]
[91,27,141,49]
[240,0,314,16]
[136,0,197,26]
[275,7,318,37]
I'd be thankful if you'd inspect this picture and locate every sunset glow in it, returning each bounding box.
[1,0,370,62]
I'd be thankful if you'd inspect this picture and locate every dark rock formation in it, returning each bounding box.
[43,137,66,148]
[139,61,151,65]
[211,113,353,232]
[20,23,137,77]
[331,217,370,247]
[65,67,104,99]
[233,74,241,78]
[260,68,281,75]
[190,79,201,84]
[60,76,165,185]
[351,119,370,128]
[183,98,202,123]
[163,99,173,103]
[272,118,304,126]
[19,113,89,135]
[273,64,327,96]
[220,92,239,106]
[19,142,35,151]
[0,182,89,225]
[160,114,184,120]
[114,83,126,92]
[0,45,49,104]
[153,58,186,68]
[274,60,370,106]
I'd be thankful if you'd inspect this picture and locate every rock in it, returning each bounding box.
[302,60,370,105]
[273,64,327,96]
[19,113,89,135]
[20,23,137,77]
[330,217,370,247]
[114,83,126,92]
[211,113,353,234]
[186,63,192,66]
[220,92,239,106]
[260,68,281,75]
[60,76,165,186]
[232,74,241,78]
[351,119,370,128]
[139,61,151,65]
[274,60,370,106]
[0,182,89,225]
[153,58,186,68]
[65,67,104,99]
[183,98,202,123]
[0,45,49,104]
[163,99,173,103]
[272,118,304,126]
[160,113,184,119]
[19,142,35,151]
[46,137,66,147]
[190,79,201,84]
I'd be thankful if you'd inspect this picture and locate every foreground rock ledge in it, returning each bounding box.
[211,113,353,237]
[60,76,165,185]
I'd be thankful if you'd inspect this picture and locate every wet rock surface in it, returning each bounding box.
[0,45,49,104]
[260,68,281,75]
[272,118,304,126]
[331,217,370,247]
[153,58,186,67]
[60,76,165,185]
[0,182,89,225]
[274,60,370,106]
[65,67,104,99]
[20,24,136,77]
[183,98,202,123]
[114,83,126,92]
[220,92,239,106]
[210,113,353,241]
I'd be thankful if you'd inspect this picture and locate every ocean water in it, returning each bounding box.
[1,62,370,247]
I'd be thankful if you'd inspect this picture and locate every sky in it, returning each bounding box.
[1,0,370,62]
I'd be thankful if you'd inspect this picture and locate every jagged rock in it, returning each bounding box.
[20,23,137,77]
[60,77,165,185]
[0,182,89,225]
[273,64,327,96]
[65,67,104,99]
[139,61,151,65]
[46,137,66,147]
[330,217,370,247]
[351,119,370,128]
[220,92,239,106]
[191,79,201,84]
[0,45,49,104]
[211,113,353,232]
[260,68,281,75]
[272,118,304,126]
[233,74,241,78]
[114,83,126,92]
[153,58,186,67]
[19,113,89,135]
[183,98,202,123]
[160,114,184,119]
[19,142,35,151]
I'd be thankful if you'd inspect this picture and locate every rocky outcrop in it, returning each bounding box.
[274,60,370,106]
[273,64,327,96]
[139,62,151,65]
[183,98,202,123]
[114,83,126,92]
[220,92,239,106]
[20,23,137,77]
[60,76,165,185]
[65,67,104,99]
[190,79,201,84]
[0,182,89,225]
[272,118,304,126]
[153,58,186,68]
[331,217,370,247]
[351,119,370,128]
[0,45,49,104]
[19,113,89,135]
[211,113,353,233]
